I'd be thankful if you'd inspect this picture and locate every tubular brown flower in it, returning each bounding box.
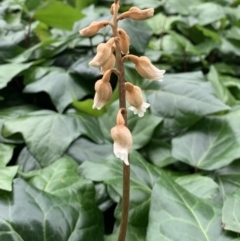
[117,28,130,55]
[79,21,110,37]
[111,108,132,165]
[125,82,150,117]
[100,53,116,75]
[123,54,165,81]
[117,6,154,21]
[92,70,112,110]
[89,38,115,67]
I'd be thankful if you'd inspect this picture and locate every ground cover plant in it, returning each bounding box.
[0,0,240,240]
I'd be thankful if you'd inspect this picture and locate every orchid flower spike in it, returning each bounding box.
[117,6,154,21]
[89,38,115,67]
[111,108,132,165]
[92,69,112,110]
[123,54,165,81]
[125,82,150,117]
[117,28,130,55]
[79,21,110,37]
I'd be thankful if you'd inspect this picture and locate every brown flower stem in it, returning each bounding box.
[112,1,130,241]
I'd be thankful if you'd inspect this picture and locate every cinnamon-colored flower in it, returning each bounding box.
[118,28,130,55]
[110,2,120,15]
[89,38,115,67]
[100,53,116,75]
[92,70,112,110]
[117,6,154,21]
[125,82,150,117]
[79,21,110,37]
[123,55,165,81]
[111,108,132,165]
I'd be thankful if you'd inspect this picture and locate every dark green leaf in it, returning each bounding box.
[176,175,219,199]
[146,72,229,133]
[0,62,33,89]
[34,1,84,30]
[67,137,112,164]
[24,67,90,113]
[222,189,240,233]
[79,151,163,227]
[143,140,177,167]
[0,178,104,241]
[147,172,237,241]
[2,110,104,167]
[207,66,236,106]
[172,109,240,170]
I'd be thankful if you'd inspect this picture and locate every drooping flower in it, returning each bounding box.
[111,108,132,165]
[79,21,110,37]
[117,28,130,55]
[125,82,150,117]
[123,54,165,81]
[92,70,112,110]
[117,6,154,21]
[89,38,115,67]
[100,53,116,75]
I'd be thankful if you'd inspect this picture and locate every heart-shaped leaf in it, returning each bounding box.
[0,178,104,241]
[147,172,237,241]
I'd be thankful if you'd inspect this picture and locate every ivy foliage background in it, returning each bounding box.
[0,0,240,240]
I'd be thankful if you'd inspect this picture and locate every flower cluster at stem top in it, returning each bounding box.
[79,4,165,165]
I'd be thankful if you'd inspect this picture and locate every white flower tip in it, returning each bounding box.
[128,102,150,117]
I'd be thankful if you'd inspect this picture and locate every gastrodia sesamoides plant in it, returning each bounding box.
[79,1,165,239]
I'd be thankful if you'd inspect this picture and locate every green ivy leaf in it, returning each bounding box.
[0,178,104,241]
[67,138,112,164]
[146,72,229,133]
[79,151,163,227]
[176,175,219,199]
[0,62,33,89]
[2,110,104,167]
[0,143,14,167]
[34,1,84,30]
[24,67,90,113]
[172,109,240,170]
[207,66,236,106]
[222,189,240,233]
[147,172,237,241]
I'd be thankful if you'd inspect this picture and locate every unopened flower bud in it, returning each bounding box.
[123,55,165,81]
[117,6,154,21]
[100,54,116,75]
[92,70,112,110]
[110,2,120,15]
[89,38,115,67]
[117,28,130,55]
[111,108,132,165]
[79,21,110,37]
[125,82,150,117]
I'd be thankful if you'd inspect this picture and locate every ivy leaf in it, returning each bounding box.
[222,189,240,233]
[172,109,240,170]
[24,67,90,113]
[207,66,236,106]
[34,1,84,30]
[67,138,112,164]
[0,178,104,241]
[146,72,230,133]
[79,151,163,227]
[176,175,219,199]
[21,156,94,199]
[2,110,104,167]
[0,62,33,89]
[147,172,237,241]
[0,143,18,191]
